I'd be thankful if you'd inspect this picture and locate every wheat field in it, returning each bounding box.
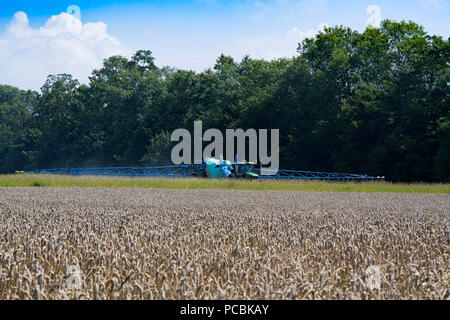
[0,187,448,300]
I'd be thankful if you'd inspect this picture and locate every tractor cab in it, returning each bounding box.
[230,162,258,179]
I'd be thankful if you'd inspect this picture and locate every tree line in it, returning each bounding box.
[0,20,449,182]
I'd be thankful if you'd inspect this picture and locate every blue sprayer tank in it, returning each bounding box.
[204,157,233,179]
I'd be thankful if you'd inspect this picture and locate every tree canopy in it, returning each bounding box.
[1,20,449,182]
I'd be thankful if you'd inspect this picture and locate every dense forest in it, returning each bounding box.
[0,20,449,182]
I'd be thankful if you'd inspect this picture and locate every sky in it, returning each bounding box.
[0,0,449,91]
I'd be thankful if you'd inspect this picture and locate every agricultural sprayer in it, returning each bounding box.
[22,156,384,181]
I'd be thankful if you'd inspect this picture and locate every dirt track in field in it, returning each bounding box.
[0,187,448,299]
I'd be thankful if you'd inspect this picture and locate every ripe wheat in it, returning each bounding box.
[0,187,448,300]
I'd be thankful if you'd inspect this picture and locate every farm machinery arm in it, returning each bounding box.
[23,163,383,181]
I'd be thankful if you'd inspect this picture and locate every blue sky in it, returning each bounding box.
[0,0,449,90]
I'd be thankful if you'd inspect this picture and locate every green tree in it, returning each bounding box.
[140,130,173,166]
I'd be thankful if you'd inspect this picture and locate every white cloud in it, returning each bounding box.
[287,23,328,37]
[0,11,131,91]
[226,23,328,61]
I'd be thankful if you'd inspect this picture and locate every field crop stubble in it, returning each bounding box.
[0,187,448,300]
